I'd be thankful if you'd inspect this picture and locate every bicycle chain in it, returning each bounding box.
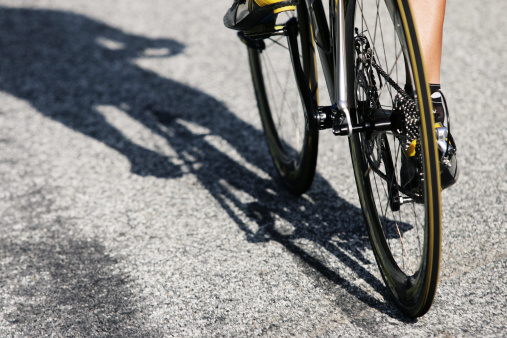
[355,32,424,199]
[370,60,424,196]
[370,60,420,151]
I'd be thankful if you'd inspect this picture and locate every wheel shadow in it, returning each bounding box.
[0,6,415,325]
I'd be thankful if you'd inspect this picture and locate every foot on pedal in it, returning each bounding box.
[224,0,296,32]
[400,89,459,192]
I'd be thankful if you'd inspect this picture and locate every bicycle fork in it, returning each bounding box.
[299,0,394,137]
[330,0,353,136]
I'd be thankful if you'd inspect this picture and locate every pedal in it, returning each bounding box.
[238,31,266,50]
[243,20,284,39]
[435,125,454,162]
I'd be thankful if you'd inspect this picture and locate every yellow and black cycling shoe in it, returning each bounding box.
[224,0,296,32]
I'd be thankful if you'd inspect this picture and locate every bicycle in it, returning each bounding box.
[238,0,442,317]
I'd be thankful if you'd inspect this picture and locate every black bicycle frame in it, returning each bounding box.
[241,0,397,136]
[306,0,355,135]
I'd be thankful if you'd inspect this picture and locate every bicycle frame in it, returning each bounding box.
[241,0,444,317]
[298,0,395,136]
[307,0,354,135]
[241,0,397,136]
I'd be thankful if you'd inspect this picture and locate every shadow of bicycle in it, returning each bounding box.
[0,6,415,328]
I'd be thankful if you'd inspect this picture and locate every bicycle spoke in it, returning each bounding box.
[246,0,318,195]
[354,0,433,275]
[350,0,441,317]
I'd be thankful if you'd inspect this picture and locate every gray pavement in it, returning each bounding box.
[0,0,505,336]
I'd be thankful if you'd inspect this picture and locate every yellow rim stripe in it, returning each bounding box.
[397,0,442,314]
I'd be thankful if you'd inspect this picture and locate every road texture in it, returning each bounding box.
[0,0,505,336]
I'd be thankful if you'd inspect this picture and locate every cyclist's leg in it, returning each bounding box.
[409,0,446,84]
[409,0,447,122]
[407,0,458,189]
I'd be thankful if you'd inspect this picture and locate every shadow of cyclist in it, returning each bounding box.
[0,7,186,177]
[0,6,414,324]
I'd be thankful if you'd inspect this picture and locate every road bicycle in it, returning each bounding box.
[238,0,442,317]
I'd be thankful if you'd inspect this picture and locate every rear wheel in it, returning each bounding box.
[347,0,442,317]
[245,4,318,195]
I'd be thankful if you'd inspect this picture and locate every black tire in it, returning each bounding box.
[246,4,319,195]
[347,0,442,317]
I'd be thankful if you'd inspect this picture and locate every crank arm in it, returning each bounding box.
[285,18,319,130]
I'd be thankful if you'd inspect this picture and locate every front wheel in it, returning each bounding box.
[347,0,442,317]
[245,4,319,195]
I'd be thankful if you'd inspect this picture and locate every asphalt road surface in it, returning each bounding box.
[0,0,505,336]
